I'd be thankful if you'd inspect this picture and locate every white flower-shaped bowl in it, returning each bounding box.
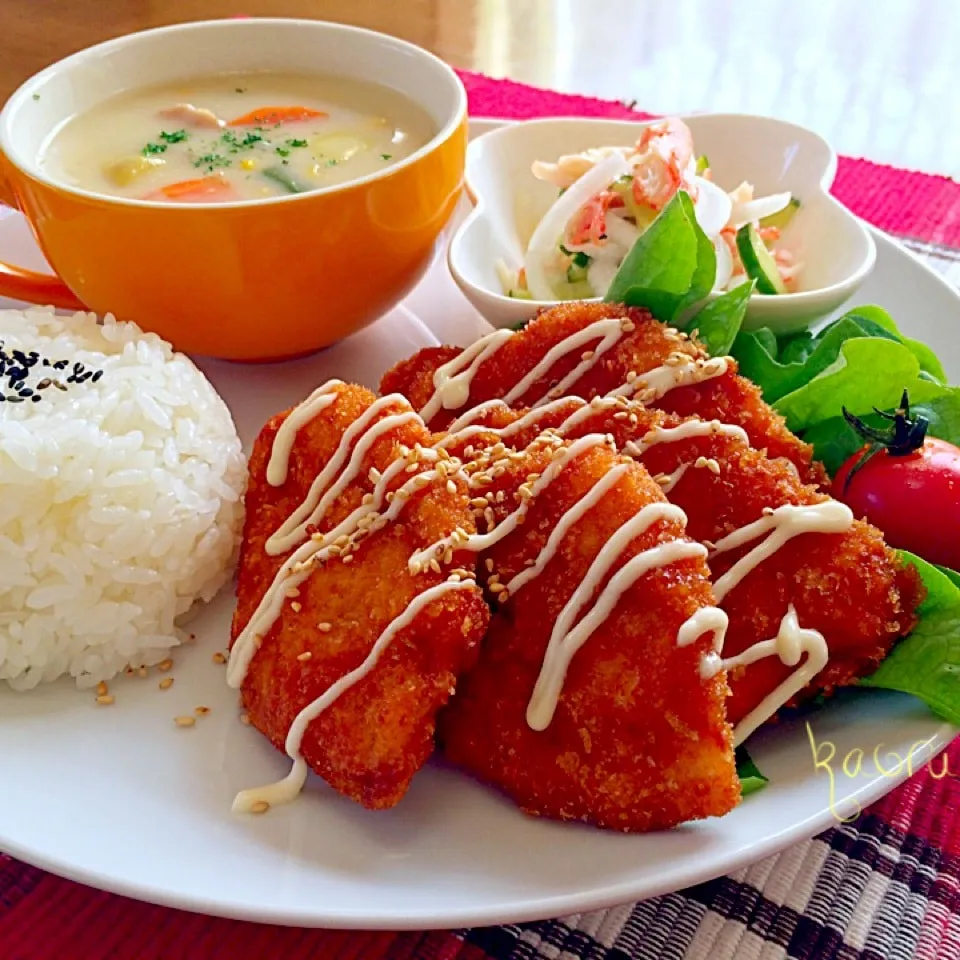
[449,114,877,334]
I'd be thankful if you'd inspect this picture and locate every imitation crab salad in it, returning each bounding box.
[498,117,801,303]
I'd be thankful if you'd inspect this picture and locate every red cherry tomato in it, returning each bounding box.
[833,437,960,569]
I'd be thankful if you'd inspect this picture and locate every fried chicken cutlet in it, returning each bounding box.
[434,395,922,738]
[436,432,740,831]
[381,302,826,486]
[229,380,490,811]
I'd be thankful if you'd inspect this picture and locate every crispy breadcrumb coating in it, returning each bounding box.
[233,383,489,809]
[440,437,739,831]
[380,302,825,484]
[437,395,922,724]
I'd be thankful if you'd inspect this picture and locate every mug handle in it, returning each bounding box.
[0,168,87,310]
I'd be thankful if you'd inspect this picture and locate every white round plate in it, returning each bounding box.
[0,119,957,930]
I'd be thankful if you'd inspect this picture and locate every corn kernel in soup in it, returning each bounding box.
[42,73,435,202]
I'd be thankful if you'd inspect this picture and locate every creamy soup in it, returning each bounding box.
[43,72,435,202]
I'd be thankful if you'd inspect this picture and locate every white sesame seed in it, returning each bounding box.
[297,651,313,662]
[95,694,114,706]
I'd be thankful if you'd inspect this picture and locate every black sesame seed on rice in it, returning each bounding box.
[0,343,104,403]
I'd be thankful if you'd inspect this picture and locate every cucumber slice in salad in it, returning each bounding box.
[552,279,595,300]
[759,196,800,230]
[736,223,788,295]
[564,249,591,283]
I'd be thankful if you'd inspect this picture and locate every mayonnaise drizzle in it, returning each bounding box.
[227,463,460,689]
[416,316,730,427]
[528,505,703,730]
[233,579,479,813]
[434,397,585,451]
[606,356,729,401]
[658,462,692,493]
[719,606,829,745]
[624,419,749,457]
[267,404,421,555]
[409,433,613,573]
[504,464,632,597]
[710,501,854,602]
[676,603,829,746]
[266,380,343,487]
[502,318,626,407]
[419,330,514,423]
[445,399,513,434]
[554,396,624,435]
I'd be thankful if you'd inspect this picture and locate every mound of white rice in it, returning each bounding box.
[0,307,246,690]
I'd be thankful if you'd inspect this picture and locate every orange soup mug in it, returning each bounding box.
[0,19,467,361]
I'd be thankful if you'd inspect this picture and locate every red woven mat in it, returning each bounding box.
[2,69,959,960]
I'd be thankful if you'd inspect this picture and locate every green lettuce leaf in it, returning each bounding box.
[730,306,949,428]
[860,552,960,725]
[937,565,960,591]
[733,315,891,405]
[772,337,946,432]
[684,279,755,357]
[736,746,768,796]
[844,305,947,384]
[604,191,715,323]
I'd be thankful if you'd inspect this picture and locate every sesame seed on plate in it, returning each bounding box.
[159,678,174,690]
[317,622,332,632]
[96,681,108,697]
[194,706,210,716]
[158,658,173,672]
[240,713,252,726]
[297,651,313,661]
[212,651,226,665]
[250,800,270,815]
[95,694,114,706]
[174,716,196,728]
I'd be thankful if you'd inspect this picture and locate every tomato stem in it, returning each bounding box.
[839,390,930,493]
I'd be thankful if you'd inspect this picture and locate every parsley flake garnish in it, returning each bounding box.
[286,138,308,148]
[380,153,393,160]
[31,93,40,101]
[142,142,168,156]
[275,147,291,158]
[235,87,247,93]
[159,129,188,144]
[193,153,231,171]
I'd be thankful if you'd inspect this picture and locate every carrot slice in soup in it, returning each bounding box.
[228,106,328,127]
[142,177,238,202]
